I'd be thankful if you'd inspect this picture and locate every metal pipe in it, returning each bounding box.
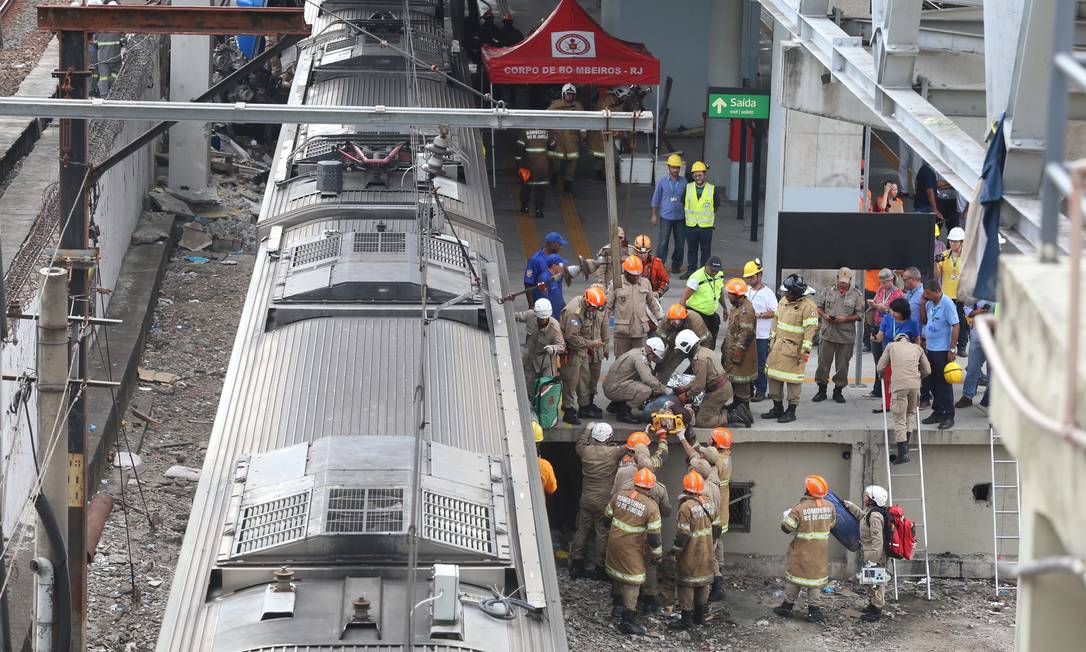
[0,97,656,132]
[1008,556,1086,586]
[84,494,113,563]
[31,557,54,652]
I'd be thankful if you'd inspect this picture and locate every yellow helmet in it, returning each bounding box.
[666,153,683,167]
[742,259,763,277]
[690,161,708,173]
[532,421,544,443]
[943,361,965,384]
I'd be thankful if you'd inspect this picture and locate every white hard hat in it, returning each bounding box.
[675,329,699,354]
[864,485,889,507]
[533,298,552,319]
[612,86,632,99]
[590,422,613,442]
[947,226,965,241]
[562,83,577,94]
[646,336,666,358]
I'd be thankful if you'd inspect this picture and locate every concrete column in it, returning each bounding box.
[984,0,1027,125]
[761,22,789,288]
[168,0,211,191]
[703,0,743,174]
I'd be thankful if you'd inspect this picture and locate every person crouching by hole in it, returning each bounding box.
[603,337,672,423]
[843,485,890,622]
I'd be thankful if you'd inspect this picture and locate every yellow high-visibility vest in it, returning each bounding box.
[686,268,725,316]
[684,183,716,228]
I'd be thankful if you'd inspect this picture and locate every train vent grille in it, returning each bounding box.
[425,237,468,269]
[422,491,493,554]
[234,491,310,555]
[291,234,342,267]
[326,487,406,534]
[353,231,407,254]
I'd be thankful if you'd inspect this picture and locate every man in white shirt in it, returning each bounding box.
[743,259,777,402]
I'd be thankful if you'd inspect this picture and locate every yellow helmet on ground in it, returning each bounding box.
[666,153,683,167]
[532,421,544,442]
[943,361,965,384]
[742,258,763,277]
[690,161,708,173]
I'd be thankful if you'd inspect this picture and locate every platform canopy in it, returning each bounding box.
[481,0,660,86]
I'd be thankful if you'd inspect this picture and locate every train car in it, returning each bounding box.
[156,2,567,650]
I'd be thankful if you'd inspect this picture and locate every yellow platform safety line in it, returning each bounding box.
[508,176,539,266]
[558,192,591,260]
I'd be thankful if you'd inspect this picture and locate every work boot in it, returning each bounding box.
[693,603,709,625]
[638,594,661,615]
[519,203,529,214]
[807,606,826,623]
[534,208,544,219]
[812,382,828,402]
[585,397,604,418]
[611,595,624,620]
[618,609,646,635]
[861,602,878,614]
[777,404,797,424]
[861,606,882,622]
[708,576,726,601]
[955,396,973,409]
[569,557,586,580]
[892,440,910,465]
[938,417,955,430]
[578,405,595,419]
[921,412,942,425]
[594,565,610,582]
[832,386,846,403]
[772,601,794,618]
[761,400,784,420]
[563,408,581,426]
[616,403,640,424]
[668,610,694,630]
[606,400,621,414]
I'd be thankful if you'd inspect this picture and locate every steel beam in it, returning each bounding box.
[872,0,921,93]
[37,6,309,35]
[841,18,984,55]
[0,98,656,132]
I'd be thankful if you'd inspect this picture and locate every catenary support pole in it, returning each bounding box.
[751,122,762,241]
[854,126,872,388]
[604,133,622,292]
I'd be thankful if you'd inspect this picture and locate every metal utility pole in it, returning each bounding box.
[604,134,622,292]
[36,267,70,652]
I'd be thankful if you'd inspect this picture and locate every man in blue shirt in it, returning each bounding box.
[902,267,923,332]
[534,253,567,318]
[919,279,959,429]
[650,155,687,274]
[524,231,567,307]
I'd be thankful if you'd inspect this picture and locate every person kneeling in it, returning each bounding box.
[603,337,671,423]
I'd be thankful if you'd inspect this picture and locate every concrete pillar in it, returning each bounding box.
[1017,509,1086,650]
[168,0,211,191]
[984,0,1027,126]
[703,0,743,175]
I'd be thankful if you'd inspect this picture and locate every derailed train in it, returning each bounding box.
[156,1,567,650]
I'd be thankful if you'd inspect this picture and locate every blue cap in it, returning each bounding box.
[545,253,566,267]
[544,231,568,245]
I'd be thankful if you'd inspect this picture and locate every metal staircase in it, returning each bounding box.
[881,400,933,600]
[989,426,1022,595]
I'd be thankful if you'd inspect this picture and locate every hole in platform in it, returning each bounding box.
[972,482,992,503]
[728,482,753,533]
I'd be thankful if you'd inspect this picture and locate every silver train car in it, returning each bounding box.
[156,2,567,650]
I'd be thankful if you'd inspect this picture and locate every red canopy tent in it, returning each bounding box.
[481,0,660,86]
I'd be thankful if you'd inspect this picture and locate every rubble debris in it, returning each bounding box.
[163,466,201,482]
[138,367,179,385]
[148,188,196,217]
[178,223,214,252]
[184,256,211,264]
[131,407,161,429]
[114,452,143,471]
[165,186,222,207]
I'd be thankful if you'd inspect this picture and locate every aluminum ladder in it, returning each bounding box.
[989,426,1022,595]
[881,400,933,600]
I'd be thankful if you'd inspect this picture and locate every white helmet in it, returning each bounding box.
[947,226,965,242]
[590,422,613,442]
[674,329,699,355]
[611,86,632,99]
[533,298,553,319]
[645,336,666,358]
[864,485,889,507]
[562,83,577,95]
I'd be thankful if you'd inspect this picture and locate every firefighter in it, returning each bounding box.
[674,330,737,428]
[592,226,630,285]
[514,127,553,219]
[669,471,720,630]
[631,234,670,297]
[602,337,670,423]
[547,83,585,193]
[722,278,757,427]
[95,1,123,97]
[655,303,711,381]
[607,255,664,358]
[843,485,889,622]
[681,427,733,601]
[813,267,864,404]
[588,86,631,180]
[605,468,664,635]
[877,332,931,465]
[763,273,819,424]
[774,474,836,623]
[560,286,609,425]
[513,298,566,392]
[569,422,626,579]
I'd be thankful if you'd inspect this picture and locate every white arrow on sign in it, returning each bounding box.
[711,97,726,114]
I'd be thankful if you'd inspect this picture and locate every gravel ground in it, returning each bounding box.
[559,568,1016,651]
[0,0,67,96]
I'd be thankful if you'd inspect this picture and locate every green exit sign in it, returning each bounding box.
[707,87,770,120]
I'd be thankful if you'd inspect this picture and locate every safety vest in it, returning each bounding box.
[686,268,725,316]
[684,183,716,229]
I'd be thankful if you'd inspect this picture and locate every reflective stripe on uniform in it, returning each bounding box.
[768,367,804,382]
[782,516,798,529]
[718,523,729,534]
[786,572,829,587]
[795,531,830,540]
[802,339,813,349]
[776,322,804,333]
[677,522,691,533]
[678,574,716,585]
[802,317,819,327]
[590,150,605,158]
[611,519,646,534]
[607,565,646,584]
[690,527,714,538]
[728,372,758,383]
[649,545,663,556]
[548,151,580,159]
[646,518,662,532]
[525,147,547,153]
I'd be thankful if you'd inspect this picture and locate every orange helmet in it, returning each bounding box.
[805,474,829,498]
[621,255,644,275]
[626,431,651,450]
[633,468,657,489]
[682,470,705,495]
[667,303,688,320]
[584,286,606,307]
[632,234,652,254]
[725,278,749,296]
[711,427,733,449]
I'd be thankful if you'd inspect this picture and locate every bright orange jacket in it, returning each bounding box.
[539,458,558,495]
[645,256,670,295]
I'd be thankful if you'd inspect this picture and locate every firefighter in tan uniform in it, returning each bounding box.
[569,422,627,580]
[722,278,757,427]
[844,485,890,622]
[681,427,733,602]
[673,330,735,427]
[592,226,630,285]
[603,338,670,423]
[669,471,721,630]
[559,286,609,425]
[774,474,836,623]
[605,468,663,635]
[763,274,819,424]
[588,86,630,179]
[813,267,864,403]
[547,83,585,193]
[655,303,711,381]
[513,298,565,391]
[514,127,552,219]
[607,255,664,358]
